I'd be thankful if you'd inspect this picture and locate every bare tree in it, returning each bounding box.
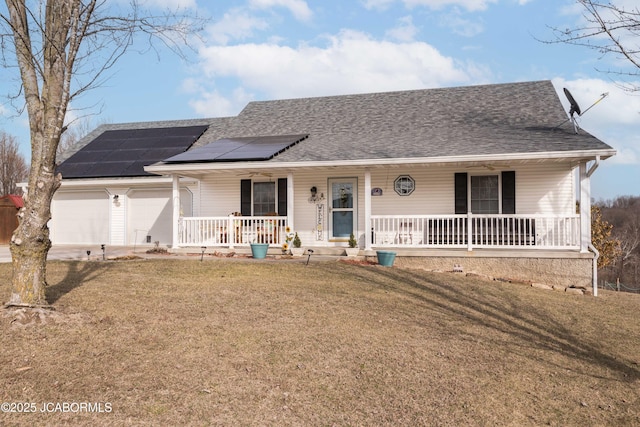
[596,196,640,289]
[58,116,106,159]
[0,1,205,307]
[615,219,640,282]
[0,131,28,195]
[546,0,640,92]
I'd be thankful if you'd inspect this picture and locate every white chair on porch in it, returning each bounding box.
[375,231,397,246]
[398,221,423,245]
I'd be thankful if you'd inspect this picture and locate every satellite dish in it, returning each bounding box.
[555,88,608,134]
[563,88,582,117]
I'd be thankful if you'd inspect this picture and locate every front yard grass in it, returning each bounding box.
[1,259,639,426]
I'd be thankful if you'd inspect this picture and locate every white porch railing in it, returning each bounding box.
[370,214,580,250]
[178,214,580,250]
[179,215,288,247]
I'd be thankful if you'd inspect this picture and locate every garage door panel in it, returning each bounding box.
[51,191,110,244]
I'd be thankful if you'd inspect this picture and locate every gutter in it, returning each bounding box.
[144,149,617,175]
[588,243,600,297]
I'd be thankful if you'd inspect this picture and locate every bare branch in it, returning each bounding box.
[541,0,640,92]
[0,131,29,195]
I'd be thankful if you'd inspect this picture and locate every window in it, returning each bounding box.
[454,172,515,215]
[241,178,288,216]
[253,182,275,215]
[471,175,499,214]
[394,175,415,196]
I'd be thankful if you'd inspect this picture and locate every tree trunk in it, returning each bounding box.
[7,131,61,307]
[4,0,68,307]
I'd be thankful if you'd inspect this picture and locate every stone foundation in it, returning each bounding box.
[367,250,594,289]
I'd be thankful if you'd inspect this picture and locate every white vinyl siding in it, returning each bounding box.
[128,188,192,245]
[110,192,126,245]
[515,165,575,215]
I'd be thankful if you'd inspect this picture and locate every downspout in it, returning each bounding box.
[586,156,600,297]
[588,243,599,297]
[587,155,600,177]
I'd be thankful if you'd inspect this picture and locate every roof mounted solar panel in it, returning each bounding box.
[164,134,308,163]
[57,124,209,178]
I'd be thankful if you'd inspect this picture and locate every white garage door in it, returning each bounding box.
[128,189,192,245]
[51,190,110,244]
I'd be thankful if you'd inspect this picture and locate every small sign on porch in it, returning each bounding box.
[316,204,324,240]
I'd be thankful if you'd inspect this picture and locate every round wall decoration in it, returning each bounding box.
[394,175,415,196]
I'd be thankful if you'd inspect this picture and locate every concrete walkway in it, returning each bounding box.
[0,245,140,263]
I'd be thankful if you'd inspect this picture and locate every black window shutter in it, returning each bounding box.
[502,171,516,214]
[454,173,468,214]
[277,178,287,216]
[240,179,252,216]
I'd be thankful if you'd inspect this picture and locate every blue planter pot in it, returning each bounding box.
[250,243,269,259]
[376,250,397,267]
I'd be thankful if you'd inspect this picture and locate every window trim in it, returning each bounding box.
[240,178,288,216]
[454,171,516,215]
[469,174,500,214]
[252,181,276,216]
[394,175,415,196]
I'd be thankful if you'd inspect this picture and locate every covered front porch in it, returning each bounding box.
[166,159,597,254]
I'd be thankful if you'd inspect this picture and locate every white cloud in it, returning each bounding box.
[362,0,497,12]
[386,16,419,42]
[192,29,480,106]
[206,9,269,45]
[141,0,197,9]
[361,0,395,10]
[183,76,255,117]
[439,9,484,37]
[249,0,313,21]
[554,77,640,165]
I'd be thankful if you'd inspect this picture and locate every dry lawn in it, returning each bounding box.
[0,258,639,426]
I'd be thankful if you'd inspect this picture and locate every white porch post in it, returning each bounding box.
[364,170,372,250]
[172,174,181,249]
[467,173,473,251]
[579,162,591,253]
[287,172,294,230]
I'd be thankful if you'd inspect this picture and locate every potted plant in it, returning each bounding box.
[291,232,304,257]
[345,233,359,257]
[250,240,269,259]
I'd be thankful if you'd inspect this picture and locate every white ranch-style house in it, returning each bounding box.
[52,81,615,290]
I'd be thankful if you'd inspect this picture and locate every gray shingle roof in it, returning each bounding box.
[59,80,614,177]
[189,80,612,163]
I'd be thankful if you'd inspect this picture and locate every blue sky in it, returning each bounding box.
[1,0,638,201]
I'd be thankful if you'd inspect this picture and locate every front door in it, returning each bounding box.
[328,178,357,240]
